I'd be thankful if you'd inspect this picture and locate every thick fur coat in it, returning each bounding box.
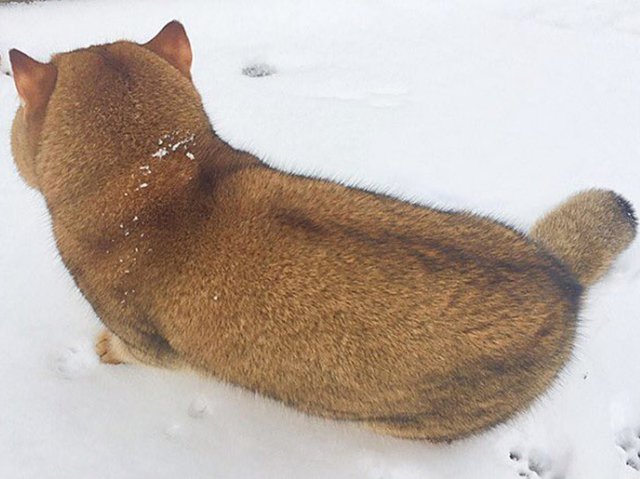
[8,22,637,441]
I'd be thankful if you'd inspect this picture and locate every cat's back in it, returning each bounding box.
[166,166,581,424]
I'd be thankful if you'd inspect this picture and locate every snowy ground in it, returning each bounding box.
[1,1,639,478]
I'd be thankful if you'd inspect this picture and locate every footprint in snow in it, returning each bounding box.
[54,341,98,379]
[615,427,640,471]
[242,63,276,78]
[508,447,564,479]
[611,393,640,472]
[188,396,210,418]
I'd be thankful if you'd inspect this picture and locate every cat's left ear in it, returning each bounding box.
[9,49,57,115]
[144,20,192,79]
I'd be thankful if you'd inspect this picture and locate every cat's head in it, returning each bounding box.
[8,21,196,194]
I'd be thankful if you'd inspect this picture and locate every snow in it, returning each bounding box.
[152,133,195,159]
[0,0,639,478]
[152,147,169,159]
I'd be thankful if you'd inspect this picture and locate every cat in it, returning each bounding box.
[7,21,636,442]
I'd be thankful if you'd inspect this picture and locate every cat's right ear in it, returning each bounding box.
[144,20,192,79]
[9,49,57,115]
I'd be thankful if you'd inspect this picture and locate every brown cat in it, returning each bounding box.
[7,21,637,442]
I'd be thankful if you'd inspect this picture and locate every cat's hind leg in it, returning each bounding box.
[95,329,138,365]
[95,328,183,369]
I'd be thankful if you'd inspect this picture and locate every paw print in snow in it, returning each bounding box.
[615,427,640,471]
[242,63,276,78]
[188,396,210,418]
[508,448,563,479]
[54,341,98,379]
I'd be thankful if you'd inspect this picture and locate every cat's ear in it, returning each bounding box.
[9,49,57,113]
[145,20,192,79]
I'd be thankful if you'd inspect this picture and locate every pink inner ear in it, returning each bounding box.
[9,49,57,110]
[145,20,193,78]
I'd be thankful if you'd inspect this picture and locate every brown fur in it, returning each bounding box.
[530,190,637,287]
[8,22,636,442]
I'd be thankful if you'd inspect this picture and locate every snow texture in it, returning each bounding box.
[0,1,639,478]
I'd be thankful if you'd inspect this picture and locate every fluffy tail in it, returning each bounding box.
[530,189,637,287]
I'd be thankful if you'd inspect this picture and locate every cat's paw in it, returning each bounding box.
[95,329,131,365]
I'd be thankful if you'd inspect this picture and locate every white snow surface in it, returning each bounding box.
[1,1,639,478]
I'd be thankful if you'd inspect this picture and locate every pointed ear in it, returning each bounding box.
[144,20,192,78]
[9,49,57,113]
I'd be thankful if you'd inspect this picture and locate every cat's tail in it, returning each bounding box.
[530,189,637,287]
